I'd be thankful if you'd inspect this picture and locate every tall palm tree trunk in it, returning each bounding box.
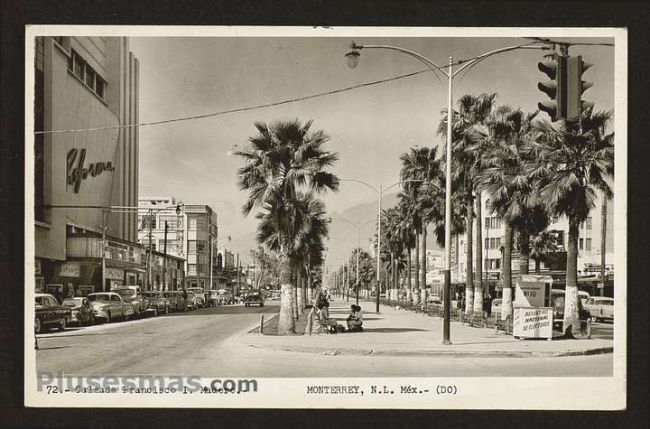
[535,259,541,274]
[474,191,484,314]
[500,223,514,320]
[292,271,299,320]
[420,219,427,305]
[277,256,296,334]
[414,231,420,303]
[407,247,412,302]
[600,197,607,296]
[519,232,530,275]
[296,268,304,312]
[564,218,581,336]
[465,197,474,315]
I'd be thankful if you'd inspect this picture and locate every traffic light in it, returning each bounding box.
[566,55,594,119]
[537,54,567,121]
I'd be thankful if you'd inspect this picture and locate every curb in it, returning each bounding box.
[243,342,613,358]
[247,312,280,334]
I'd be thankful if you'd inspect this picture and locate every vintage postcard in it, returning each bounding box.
[24,25,626,409]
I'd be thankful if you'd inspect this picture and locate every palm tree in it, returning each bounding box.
[530,231,559,274]
[527,107,614,336]
[295,198,329,309]
[396,196,416,302]
[473,106,545,320]
[400,146,445,304]
[438,93,497,315]
[236,119,339,335]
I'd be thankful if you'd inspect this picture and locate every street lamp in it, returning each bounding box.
[339,178,426,313]
[345,40,550,344]
[329,216,375,305]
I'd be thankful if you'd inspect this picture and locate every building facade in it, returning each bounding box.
[454,193,614,295]
[34,36,141,296]
[138,198,218,290]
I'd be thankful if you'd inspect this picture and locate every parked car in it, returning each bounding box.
[583,296,614,322]
[62,297,95,326]
[87,292,135,323]
[244,291,264,307]
[550,289,591,335]
[35,293,72,334]
[490,298,502,317]
[162,291,187,312]
[114,286,145,317]
[578,290,591,305]
[186,287,206,307]
[185,291,199,310]
[142,291,171,316]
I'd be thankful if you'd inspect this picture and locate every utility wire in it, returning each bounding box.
[35,68,431,135]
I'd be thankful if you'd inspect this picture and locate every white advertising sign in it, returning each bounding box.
[105,268,124,280]
[59,262,80,278]
[514,275,551,307]
[513,307,553,339]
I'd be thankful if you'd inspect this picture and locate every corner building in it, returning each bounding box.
[34,36,140,296]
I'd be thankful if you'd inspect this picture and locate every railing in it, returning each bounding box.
[378,298,508,331]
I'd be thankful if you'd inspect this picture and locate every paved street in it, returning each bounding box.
[36,303,280,376]
[36,300,614,377]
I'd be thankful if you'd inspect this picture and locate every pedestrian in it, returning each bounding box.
[346,304,363,332]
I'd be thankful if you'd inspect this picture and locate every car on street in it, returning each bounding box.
[186,287,207,307]
[87,292,135,323]
[114,286,146,317]
[550,289,592,336]
[35,293,72,334]
[583,296,614,322]
[162,291,187,312]
[62,297,95,326]
[244,291,265,307]
[185,291,199,310]
[142,291,171,316]
[490,298,502,317]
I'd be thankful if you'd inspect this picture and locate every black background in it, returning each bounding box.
[1,1,648,428]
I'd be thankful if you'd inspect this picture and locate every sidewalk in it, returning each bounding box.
[239,300,613,358]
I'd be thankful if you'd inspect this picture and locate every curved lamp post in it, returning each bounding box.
[345,40,550,344]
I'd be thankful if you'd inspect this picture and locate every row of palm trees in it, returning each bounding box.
[378,93,613,335]
[236,120,339,335]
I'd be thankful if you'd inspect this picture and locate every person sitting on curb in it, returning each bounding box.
[317,301,339,334]
[346,304,363,332]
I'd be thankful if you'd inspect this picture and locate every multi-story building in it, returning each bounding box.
[34,36,141,296]
[138,197,218,290]
[455,193,614,295]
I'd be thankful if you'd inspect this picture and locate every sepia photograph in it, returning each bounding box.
[24,26,626,409]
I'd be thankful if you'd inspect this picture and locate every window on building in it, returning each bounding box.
[496,237,501,248]
[490,238,496,249]
[579,238,584,250]
[586,238,592,251]
[495,259,501,269]
[67,49,107,100]
[586,217,593,230]
[187,264,197,276]
[485,238,489,249]
[187,241,197,253]
[196,241,206,253]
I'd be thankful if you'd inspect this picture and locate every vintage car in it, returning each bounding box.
[162,291,186,312]
[114,286,146,317]
[550,289,592,336]
[142,291,171,316]
[583,296,614,322]
[490,298,503,317]
[35,293,72,334]
[186,287,206,308]
[62,297,95,326]
[185,291,200,310]
[87,292,135,323]
[244,291,265,307]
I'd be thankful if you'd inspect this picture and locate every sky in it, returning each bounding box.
[129,33,616,265]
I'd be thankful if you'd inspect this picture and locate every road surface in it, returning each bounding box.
[35,303,614,377]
